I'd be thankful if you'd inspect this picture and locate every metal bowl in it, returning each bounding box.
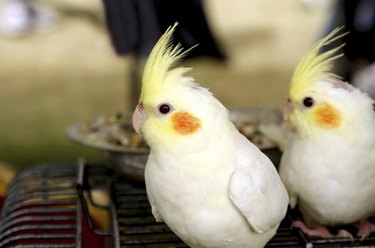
[65,113,150,182]
[66,108,283,182]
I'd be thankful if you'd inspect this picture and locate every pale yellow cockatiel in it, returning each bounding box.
[131,23,288,248]
[279,27,375,238]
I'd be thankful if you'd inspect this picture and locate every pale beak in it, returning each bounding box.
[132,102,147,133]
[283,98,294,122]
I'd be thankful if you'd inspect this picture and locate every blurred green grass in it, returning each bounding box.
[0,0,333,170]
[0,64,126,169]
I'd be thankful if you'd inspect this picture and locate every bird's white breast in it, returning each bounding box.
[281,133,375,225]
[145,143,275,248]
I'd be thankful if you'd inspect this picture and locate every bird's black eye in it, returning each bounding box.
[158,103,171,114]
[302,97,315,108]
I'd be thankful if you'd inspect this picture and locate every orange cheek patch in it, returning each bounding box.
[172,111,201,135]
[315,104,341,129]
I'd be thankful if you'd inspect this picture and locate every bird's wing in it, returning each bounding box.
[278,146,299,209]
[145,159,163,223]
[229,139,288,233]
[146,189,163,222]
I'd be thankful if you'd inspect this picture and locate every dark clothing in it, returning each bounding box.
[323,0,375,81]
[102,0,225,59]
[342,0,375,63]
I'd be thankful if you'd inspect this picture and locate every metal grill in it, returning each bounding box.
[1,161,375,248]
[0,165,78,247]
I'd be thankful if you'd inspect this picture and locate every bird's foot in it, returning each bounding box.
[336,229,354,240]
[292,220,353,239]
[356,219,375,239]
[292,220,332,238]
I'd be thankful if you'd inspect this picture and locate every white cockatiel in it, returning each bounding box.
[279,27,375,238]
[131,23,288,248]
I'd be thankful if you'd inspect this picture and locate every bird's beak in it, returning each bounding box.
[283,98,294,122]
[132,102,147,133]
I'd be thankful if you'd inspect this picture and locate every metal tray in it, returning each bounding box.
[66,108,284,182]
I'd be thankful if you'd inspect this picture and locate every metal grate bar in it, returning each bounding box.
[121,237,185,245]
[116,209,153,218]
[0,216,75,232]
[1,224,76,237]
[75,160,113,237]
[0,234,76,247]
[75,186,82,248]
[1,199,77,218]
[109,183,121,248]
[2,193,77,212]
[2,208,76,223]
[119,226,174,236]
[10,245,75,248]
[6,184,76,197]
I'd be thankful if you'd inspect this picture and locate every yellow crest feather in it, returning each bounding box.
[140,22,196,102]
[290,27,347,97]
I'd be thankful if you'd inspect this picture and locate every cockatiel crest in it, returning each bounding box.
[132,23,289,247]
[289,27,346,98]
[140,23,195,103]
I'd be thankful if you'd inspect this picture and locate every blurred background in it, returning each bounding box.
[0,0,335,171]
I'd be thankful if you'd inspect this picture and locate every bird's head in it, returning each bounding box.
[283,27,374,139]
[132,23,228,152]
